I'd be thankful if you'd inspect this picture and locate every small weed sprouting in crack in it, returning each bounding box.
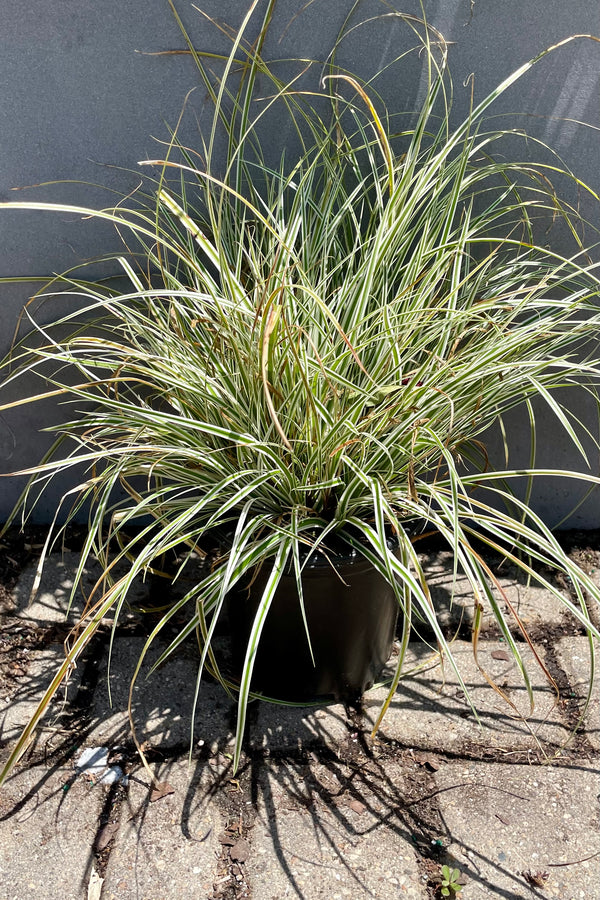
[437,864,464,898]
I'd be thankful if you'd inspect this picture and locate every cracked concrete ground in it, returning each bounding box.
[0,551,598,900]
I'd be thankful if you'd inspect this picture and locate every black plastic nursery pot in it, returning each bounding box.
[229,544,399,704]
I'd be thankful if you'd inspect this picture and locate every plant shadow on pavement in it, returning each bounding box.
[0,533,598,899]
[185,730,562,900]
[0,641,596,900]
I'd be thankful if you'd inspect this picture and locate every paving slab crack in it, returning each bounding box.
[91,777,128,878]
[528,620,597,756]
[210,760,254,900]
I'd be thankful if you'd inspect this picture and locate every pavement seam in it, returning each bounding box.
[209,759,253,900]
[90,777,128,881]
[528,619,597,758]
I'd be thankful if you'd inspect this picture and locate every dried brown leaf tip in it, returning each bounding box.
[150,780,175,802]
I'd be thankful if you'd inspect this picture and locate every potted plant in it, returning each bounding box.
[1,1,599,779]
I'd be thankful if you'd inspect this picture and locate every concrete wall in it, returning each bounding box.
[1,0,599,525]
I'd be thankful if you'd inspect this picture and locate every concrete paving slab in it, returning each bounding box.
[5,553,236,760]
[12,551,149,625]
[2,550,599,900]
[247,635,579,760]
[103,759,222,900]
[0,641,81,751]
[430,760,600,899]
[1,553,152,758]
[246,755,426,899]
[556,636,600,750]
[11,552,86,625]
[88,636,236,752]
[248,701,351,755]
[419,550,569,636]
[363,641,571,757]
[0,761,102,900]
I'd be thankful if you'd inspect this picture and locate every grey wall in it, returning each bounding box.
[1,0,599,525]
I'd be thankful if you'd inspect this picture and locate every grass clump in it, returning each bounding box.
[1,2,599,777]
